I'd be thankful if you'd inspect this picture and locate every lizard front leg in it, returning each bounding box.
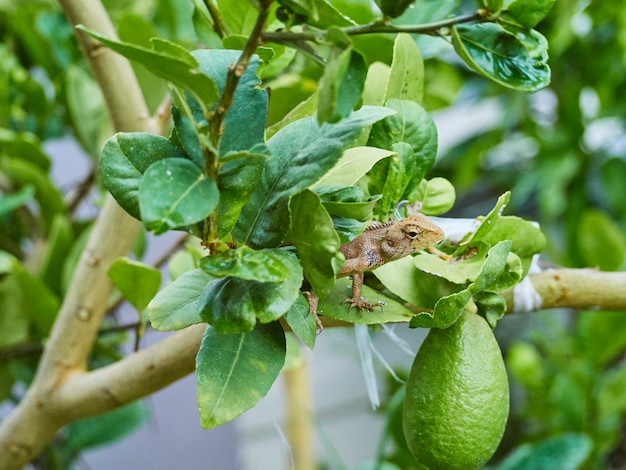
[343,272,385,312]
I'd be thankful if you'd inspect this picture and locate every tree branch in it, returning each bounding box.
[502,268,626,313]
[0,0,158,466]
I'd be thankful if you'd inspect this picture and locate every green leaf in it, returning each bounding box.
[312,146,395,188]
[474,291,507,328]
[493,433,592,470]
[501,0,556,29]
[317,277,415,324]
[576,311,626,368]
[139,158,219,234]
[191,50,268,157]
[0,128,50,170]
[371,142,417,217]
[100,133,189,220]
[368,99,438,216]
[362,62,390,106]
[217,152,265,238]
[148,268,211,331]
[451,23,550,92]
[65,402,149,453]
[386,33,424,103]
[0,268,59,341]
[284,295,317,349]
[577,209,626,271]
[198,251,302,333]
[278,0,356,28]
[108,258,161,312]
[318,187,381,221]
[410,177,456,215]
[0,185,35,217]
[196,321,286,428]
[0,157,64,232]
[468,240,512,294]
[216,0,259,35]
[39,214,74,294]
[77,26,218,112]
[375,0,416,18]
[375,255,456,309]
[199,246,292,282]
[289,189,343,298]
[235,106,395,248]
[65,65,111,156]
[318,47,367,124]
[597,363,626,418]
[409,289,471,329]
[458,192,510,249]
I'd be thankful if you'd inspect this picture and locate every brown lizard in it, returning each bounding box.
[307,213,445,328]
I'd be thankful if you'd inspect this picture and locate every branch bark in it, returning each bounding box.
[502,268,626,313]
[0,0,158,466]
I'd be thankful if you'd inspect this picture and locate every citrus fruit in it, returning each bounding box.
[403,310,509,469]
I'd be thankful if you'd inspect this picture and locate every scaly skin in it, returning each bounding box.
[307,213,445,328]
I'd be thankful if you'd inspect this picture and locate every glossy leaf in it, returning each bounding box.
[317,278,415,324]
[451,23,550,92]
[372,142,417,217]
[318,47,367,124]
[284,295,317,349]
[410,289,471,329]
[474,292,507,328]
[386,33,424,103]
[100,133,189,220]
[318,186,381,221]
[376,0,416,19]
[77,26,218,112]
[196,321,286,428]
[289,189,343,298]
[312,146,395,188]
[199,251,302,333]
[468,240,512,295]
[234,106,394,248]
[148,268,211,331]
[493,433,592,470]
[192,50,267,157]
[410,177,456,215]
[199,246,292,282]
[139,158,219,234]
[501,0,556,29]
[374,255,456,309]
[278,0,356,28]
[108,258,162,312]
[368,99,438,216]
[217,152,265,237]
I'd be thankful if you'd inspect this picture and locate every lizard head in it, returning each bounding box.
[380,213,445,260]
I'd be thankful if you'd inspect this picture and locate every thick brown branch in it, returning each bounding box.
[502,268,626,313]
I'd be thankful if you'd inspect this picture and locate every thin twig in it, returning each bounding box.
[261,10,486,45]
[203,0,228,39]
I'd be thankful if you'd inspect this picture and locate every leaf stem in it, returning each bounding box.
[261,10,486,45]
[204,0,273,245]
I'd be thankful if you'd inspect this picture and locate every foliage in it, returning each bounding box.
[1,0,625,468]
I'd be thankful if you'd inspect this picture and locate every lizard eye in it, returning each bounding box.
[407,229,420,239]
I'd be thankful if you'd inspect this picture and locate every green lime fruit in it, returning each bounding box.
[403,310,509,469]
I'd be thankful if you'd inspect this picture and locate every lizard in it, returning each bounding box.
[306,213,445,329]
